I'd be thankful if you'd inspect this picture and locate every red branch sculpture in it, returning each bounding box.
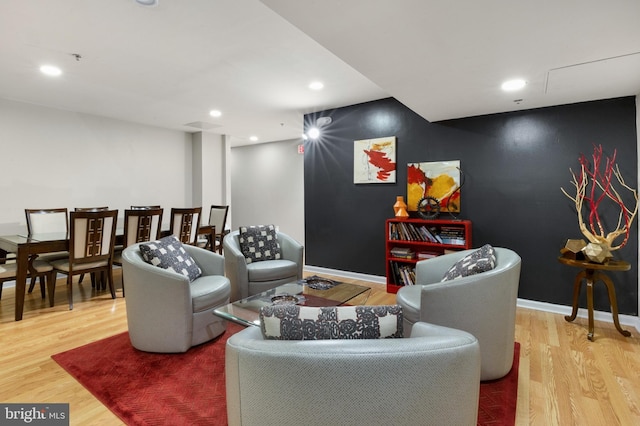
[561,144,638,251]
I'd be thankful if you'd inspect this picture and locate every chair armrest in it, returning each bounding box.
[223,232,249,301]
[278,231,304,278]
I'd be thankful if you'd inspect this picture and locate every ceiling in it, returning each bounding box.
[1,1,639,147]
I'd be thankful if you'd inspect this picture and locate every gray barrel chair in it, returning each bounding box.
[226,321,481,426]
[121,242,231,353]
[396,247,521,381]
[223,230,303,301]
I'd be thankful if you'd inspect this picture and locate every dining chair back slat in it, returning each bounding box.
[123,208,163,247]
[25,208,68,234]
[169,207,202,245]
[130,205,162,210]
[74,206,109,212]
[70,211,117,264]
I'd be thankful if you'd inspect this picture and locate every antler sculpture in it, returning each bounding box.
[561,144,638,251]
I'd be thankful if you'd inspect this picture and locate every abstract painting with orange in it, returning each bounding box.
[407,160,461,212]
[353,136,396,184]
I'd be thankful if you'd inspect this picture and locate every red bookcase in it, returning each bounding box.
[385,218,472,293]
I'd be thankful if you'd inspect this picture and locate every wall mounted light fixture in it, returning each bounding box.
[305,116,332,140]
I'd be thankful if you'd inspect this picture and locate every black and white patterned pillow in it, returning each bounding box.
[441,244,496,281]
[260,305,403,340]
[238,225,281,264]
[139,235,202,282]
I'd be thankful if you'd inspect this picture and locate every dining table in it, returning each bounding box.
[0,232,70,321]
[0,225,216,321]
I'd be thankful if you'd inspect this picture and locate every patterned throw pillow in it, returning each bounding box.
[441,244,497,281]
[238,224,281,264]
[260,305,403,340]
[139,235,202,282]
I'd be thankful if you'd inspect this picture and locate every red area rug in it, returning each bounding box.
[53,325,519,425]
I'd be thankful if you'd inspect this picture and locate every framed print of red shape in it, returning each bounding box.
[353,136,396,184]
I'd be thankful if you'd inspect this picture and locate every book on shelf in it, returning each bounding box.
[416,251,439,259]
[390,247,415,259]
[438,226,466,245]
[389,261,416,286]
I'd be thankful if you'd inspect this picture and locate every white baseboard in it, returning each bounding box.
[304,265,387,285]
[304,265,640,334]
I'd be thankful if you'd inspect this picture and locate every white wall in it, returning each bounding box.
[0,98,193,233]
[193,131,228,217]
[229,139,304,246]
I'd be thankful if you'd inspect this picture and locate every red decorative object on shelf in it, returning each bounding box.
[393,196,409,218]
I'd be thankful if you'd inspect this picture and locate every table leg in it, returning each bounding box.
[594,271,632,338]
[585,271,595,341]
[564,270,586,322]
[15,246,28,321]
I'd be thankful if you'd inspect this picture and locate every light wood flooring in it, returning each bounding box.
[0,270,639,425]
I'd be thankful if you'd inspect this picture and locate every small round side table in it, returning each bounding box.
[558,256,631,341]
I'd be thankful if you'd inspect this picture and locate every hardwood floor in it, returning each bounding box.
[0,270,638,425]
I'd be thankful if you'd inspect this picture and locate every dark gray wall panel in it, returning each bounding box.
[304,96,638,315]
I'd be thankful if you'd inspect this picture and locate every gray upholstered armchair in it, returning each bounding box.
[121,242,231,353]
[226,321,481,426]
[396,247,521,381]
[223,229,303,301]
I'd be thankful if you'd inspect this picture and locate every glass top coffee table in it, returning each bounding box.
[214,276,371,327]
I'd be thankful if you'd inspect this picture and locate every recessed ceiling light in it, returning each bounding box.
[309,81,324,91]
[249,136,258,142]
[209,110,222,118]
[501,79,527,91]
[135,0,158,6]
[40,65,62,77]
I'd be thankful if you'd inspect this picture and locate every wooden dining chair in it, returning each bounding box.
[74,207,109,284]
[1,256,57,308]
[50,209,119,310]
[113,208,163,296]
[198,205,229,254]
[169,207,202,245]
[24,208,69,295]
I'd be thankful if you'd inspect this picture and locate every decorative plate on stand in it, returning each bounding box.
[300,275,338,290]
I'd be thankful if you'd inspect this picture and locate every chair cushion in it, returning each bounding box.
[50,259,108,272]
[190,275,231,312]
[260,305,404,340]
[441,244,496,281]
[247,259,298,282]
[238,224,281,263]
[139,235,202,282]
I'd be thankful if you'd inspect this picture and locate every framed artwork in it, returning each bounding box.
[407,160,461,212]
[353,136,396,184]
